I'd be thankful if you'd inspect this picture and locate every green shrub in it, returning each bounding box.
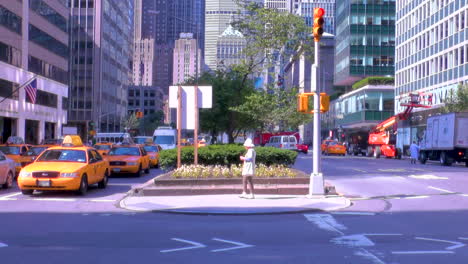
[159,144,298,169]
[352,77,394,90]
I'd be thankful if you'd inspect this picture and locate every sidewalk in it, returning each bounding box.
[119,194,351,214]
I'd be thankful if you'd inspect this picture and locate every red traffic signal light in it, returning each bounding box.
[313,7,325,42]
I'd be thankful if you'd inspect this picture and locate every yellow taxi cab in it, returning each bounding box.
[106,143,150,177]
[17,135,109,195]
[324,141,347,156]
[0,137,31,176]
[19,145,50,168]
[321,139,334,154]
[93,142,114,156]
[142,144,162,168]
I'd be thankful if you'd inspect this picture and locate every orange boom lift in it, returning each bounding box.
[367,92,432,159]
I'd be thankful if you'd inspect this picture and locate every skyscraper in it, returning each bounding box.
[68,0,134,138]
[334,0,395,87]
[0,0,69,144]
[141,0,205,94]
[264,0,300,13]
[173,33,202,85]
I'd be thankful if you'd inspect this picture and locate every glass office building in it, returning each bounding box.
[334,0,396,86]
[395,0,468,148]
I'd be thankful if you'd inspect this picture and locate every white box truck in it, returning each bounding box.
[419,112,468,166]
[153,126,177,150]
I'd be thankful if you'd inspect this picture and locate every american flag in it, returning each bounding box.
[24,78,37,104]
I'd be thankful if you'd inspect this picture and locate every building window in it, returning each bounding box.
[29,0,68,33]
[0,5,22,34]
[0,78,19,100]
[62,96,68,110]
[26,89,58,108]
[28,56,68,85]
[0,41,21,67]
[29,24,68,59]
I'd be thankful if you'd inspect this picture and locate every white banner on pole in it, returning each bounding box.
[169,86,212,130]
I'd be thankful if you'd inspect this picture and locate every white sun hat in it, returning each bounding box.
[243,138,255,147]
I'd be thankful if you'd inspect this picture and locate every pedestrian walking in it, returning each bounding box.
[410,140,420,164]
[239,138,256,199]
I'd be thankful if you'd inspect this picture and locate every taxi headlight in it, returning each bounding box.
[128,162,137,166]
[19,171,32,178]
[61,172,78,178]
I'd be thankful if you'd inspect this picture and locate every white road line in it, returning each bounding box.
[160,238,206,253]
[392,251,454,255]
[0,192,22,200]
[89,199,116,202]
[404,195,430,199]
[415,237,466,250]
[211,238,254,252]
[461,194,468,197]
[354,248,386,264]
[0,242,7,248]
[353,169,367,173]
[304,214,346,235]
[428,186,456,193]
[28,198,76,202]
[331,212,376,216]
[100,214,112,216]
[459,237,468,240]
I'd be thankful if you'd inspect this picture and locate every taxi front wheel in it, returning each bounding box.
[98,171,108,189]
[77,175,88,195]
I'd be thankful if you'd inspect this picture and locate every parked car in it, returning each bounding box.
[0,151,15,189]
[265,135,298,151]
[324,141,347,156]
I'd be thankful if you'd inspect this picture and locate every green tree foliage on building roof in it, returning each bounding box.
[352,77,395,90]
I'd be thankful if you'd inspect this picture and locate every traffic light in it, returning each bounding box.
[319,92,330,112]
[313,7,325,42]
[135,111,144,119]
[297,94,309,113]
[297,92,329,113]
[88,121,96,137]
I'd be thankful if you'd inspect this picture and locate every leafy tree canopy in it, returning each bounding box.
[443,84,468,113]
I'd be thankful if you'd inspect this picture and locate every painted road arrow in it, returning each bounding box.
[160,238,206,253]
[211,238,254,252]
[392,237,466,255]
[331,233,402,247]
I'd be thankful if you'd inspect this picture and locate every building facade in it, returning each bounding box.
[395,0,468,150]
[216,25,246,68]
[133,38,155,86]
[264,0,300,13]
[0,0,69,144]
[68,0,134,139]
[296,0,335,35]
[334,0,396,87]
[173,33,202,85]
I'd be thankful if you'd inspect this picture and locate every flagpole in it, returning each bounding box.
[0,75,37,104]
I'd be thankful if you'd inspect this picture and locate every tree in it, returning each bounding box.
[121,114,140,135]
[442,84,468,113]
[138,110,164,136]
[232,87,312,133]
[185,70,256,143]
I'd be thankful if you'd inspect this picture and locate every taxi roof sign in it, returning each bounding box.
[62,135,84,147]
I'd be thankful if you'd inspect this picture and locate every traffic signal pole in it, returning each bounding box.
[308,7,325,197]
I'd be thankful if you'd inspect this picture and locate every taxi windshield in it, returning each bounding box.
[0,146,20,155]
[94,145,111,150]
[25,147,47,156]
[37,149,87,163]
[108,147,140,156]
[143,146,158,152]
[329,141,340,146]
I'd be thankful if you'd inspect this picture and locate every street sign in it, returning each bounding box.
[169,86,212,129]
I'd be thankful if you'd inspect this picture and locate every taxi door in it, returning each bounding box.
[87,150,100,184]
[91,150,107,181]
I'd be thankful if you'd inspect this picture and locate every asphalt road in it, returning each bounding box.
[0,154,468,264]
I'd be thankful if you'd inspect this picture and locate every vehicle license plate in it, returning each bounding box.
[37,180,51,187]
[113,168,121,172]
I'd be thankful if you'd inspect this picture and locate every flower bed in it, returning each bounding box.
[171,164,297,179]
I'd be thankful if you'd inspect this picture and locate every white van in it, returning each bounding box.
[153,126,177,150]
[265,135,298,150]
